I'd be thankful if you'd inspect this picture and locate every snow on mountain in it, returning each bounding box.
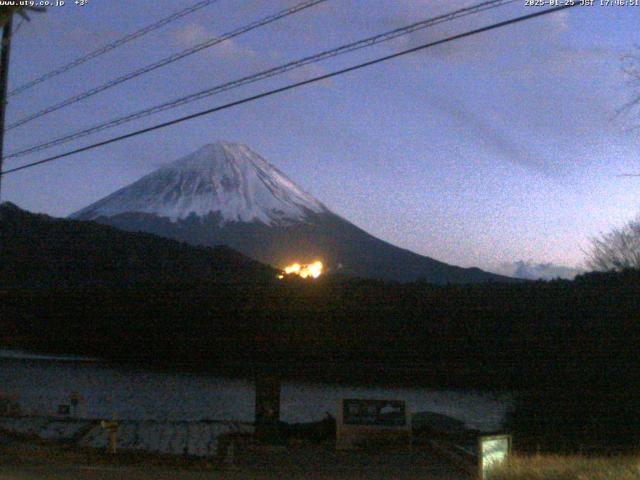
[71,141,327,225]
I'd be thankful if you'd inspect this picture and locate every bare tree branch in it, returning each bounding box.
[587,216,640,271]
[618,46,640,126]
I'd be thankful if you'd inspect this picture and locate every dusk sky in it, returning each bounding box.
[3,0,639,276]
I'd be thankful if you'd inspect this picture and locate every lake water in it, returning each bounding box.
[0,350,510,431]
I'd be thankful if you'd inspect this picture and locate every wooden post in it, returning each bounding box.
[100,417,119,454]
[108,428,116,454]
[69,391,79,417]
[255,374,282,445]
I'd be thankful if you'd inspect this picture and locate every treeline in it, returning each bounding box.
[2,271,638,389]
[2,203,640,450]
[3,270,640,452]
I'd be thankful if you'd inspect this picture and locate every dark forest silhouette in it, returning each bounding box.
[2,203,639,452]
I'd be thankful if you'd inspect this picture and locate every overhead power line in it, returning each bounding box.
[5,0,517,159]
[7,0,220,97]
[5,0,328,130]
[0,4,580,178]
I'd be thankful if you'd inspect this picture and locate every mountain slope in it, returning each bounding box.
[71,141,515,284]
[1,201,275,289]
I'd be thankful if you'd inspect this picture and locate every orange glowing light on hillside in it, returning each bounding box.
[284,263,302,275]
[279,261,323,279]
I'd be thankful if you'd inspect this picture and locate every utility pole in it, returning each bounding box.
[0,13,12,201]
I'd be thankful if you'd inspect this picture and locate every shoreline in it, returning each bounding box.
[0,347,513,394]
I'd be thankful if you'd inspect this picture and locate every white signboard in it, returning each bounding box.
[336,399,411,450]
[478,434,511,479]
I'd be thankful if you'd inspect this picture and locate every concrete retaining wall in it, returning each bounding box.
[0,415,253,457]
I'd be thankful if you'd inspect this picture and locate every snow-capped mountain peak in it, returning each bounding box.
[71,141,327,224]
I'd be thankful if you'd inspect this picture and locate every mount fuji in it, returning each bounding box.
[71,141,512,284]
